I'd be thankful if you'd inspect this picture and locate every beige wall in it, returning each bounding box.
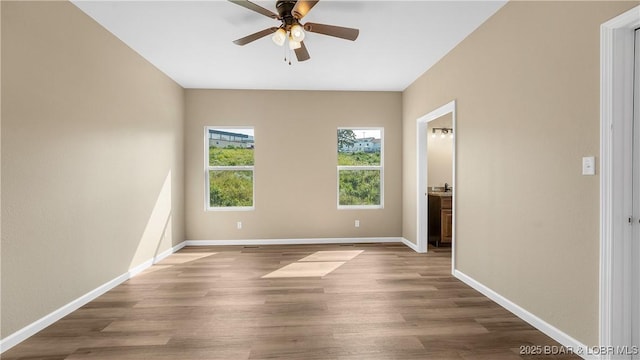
[427,114,453,189]
[402,1,639,345]
[1,1,185,337]
[185,90,402,240]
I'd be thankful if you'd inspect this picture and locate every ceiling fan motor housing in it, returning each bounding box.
[276,0,299,29]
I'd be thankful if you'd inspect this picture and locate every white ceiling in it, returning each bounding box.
[71,0,506,91]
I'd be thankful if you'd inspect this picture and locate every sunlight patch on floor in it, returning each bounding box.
[262,261,346,278]
[262,250,364,278]
[299,250,364,262]
[156,252,217,265]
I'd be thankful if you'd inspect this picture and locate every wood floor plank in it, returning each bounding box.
[2,243,579,359]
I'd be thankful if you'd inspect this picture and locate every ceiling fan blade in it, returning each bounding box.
[303,22,359,41]
[292,0,319,20]
[228,0,279,19]
[233,27,279,45]
[294,41,311,62]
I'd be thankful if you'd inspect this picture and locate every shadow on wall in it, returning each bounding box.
[128,171,174,270]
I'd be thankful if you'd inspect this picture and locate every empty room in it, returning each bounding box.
[2,0,639,359]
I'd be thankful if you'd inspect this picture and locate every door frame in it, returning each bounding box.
[416,100,456,272]
[599,5,640,353]
[634,27,640,360]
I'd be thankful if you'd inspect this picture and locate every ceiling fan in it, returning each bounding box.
[229,0,360,62]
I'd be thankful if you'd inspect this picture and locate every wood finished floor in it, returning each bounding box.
[3,243,579,360]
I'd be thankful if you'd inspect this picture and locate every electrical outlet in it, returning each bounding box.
[237,221,242,230]
[582,156,595,176]
[355,220,360,228]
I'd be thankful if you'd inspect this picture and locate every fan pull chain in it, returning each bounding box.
[281,37,293,66]
[284,43,292,65]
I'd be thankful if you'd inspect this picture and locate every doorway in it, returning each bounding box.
[426,114,454,248]
[416,100,456,272]
[599,6,640,356]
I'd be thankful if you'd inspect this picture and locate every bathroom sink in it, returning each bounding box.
[429,191,453,196]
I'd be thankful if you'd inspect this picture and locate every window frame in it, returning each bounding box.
[337,127,384,210]
[204,126,255,212]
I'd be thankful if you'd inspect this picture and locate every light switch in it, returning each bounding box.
[582,156,595,176]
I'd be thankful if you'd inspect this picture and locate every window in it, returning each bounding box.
[337,128,383,208]
[205,127,255,210]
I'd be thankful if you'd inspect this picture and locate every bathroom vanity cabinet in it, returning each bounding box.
[428,193,452,247]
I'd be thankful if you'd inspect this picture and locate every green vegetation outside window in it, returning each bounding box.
[337,128,383,208]
[206,127,255,210]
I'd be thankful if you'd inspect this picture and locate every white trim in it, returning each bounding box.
[0,241,187,354]
[205,205,256,212]
[454,270,594,360]
[600,5,640,356]
[416,100,457,259]
[337,205,384,210]
[417,120,428,253]
[633,28,640,360]
[128,241,187,277]
[338,166,381,171]
[0,273,127,354]
[451,104,457,274]
[184,237,406,247]
[401,237,420,252]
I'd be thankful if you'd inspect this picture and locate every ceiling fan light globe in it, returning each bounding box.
[272,28,286,46]
[289,39,301,50]
[290,24,305,42]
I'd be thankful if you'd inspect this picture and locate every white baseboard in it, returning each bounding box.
[453,270,594,360]
[0,272,128,353]
[0,241,187,354]
[128,241,187,277]
[401,237,420,252]
[184,237,405,247]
